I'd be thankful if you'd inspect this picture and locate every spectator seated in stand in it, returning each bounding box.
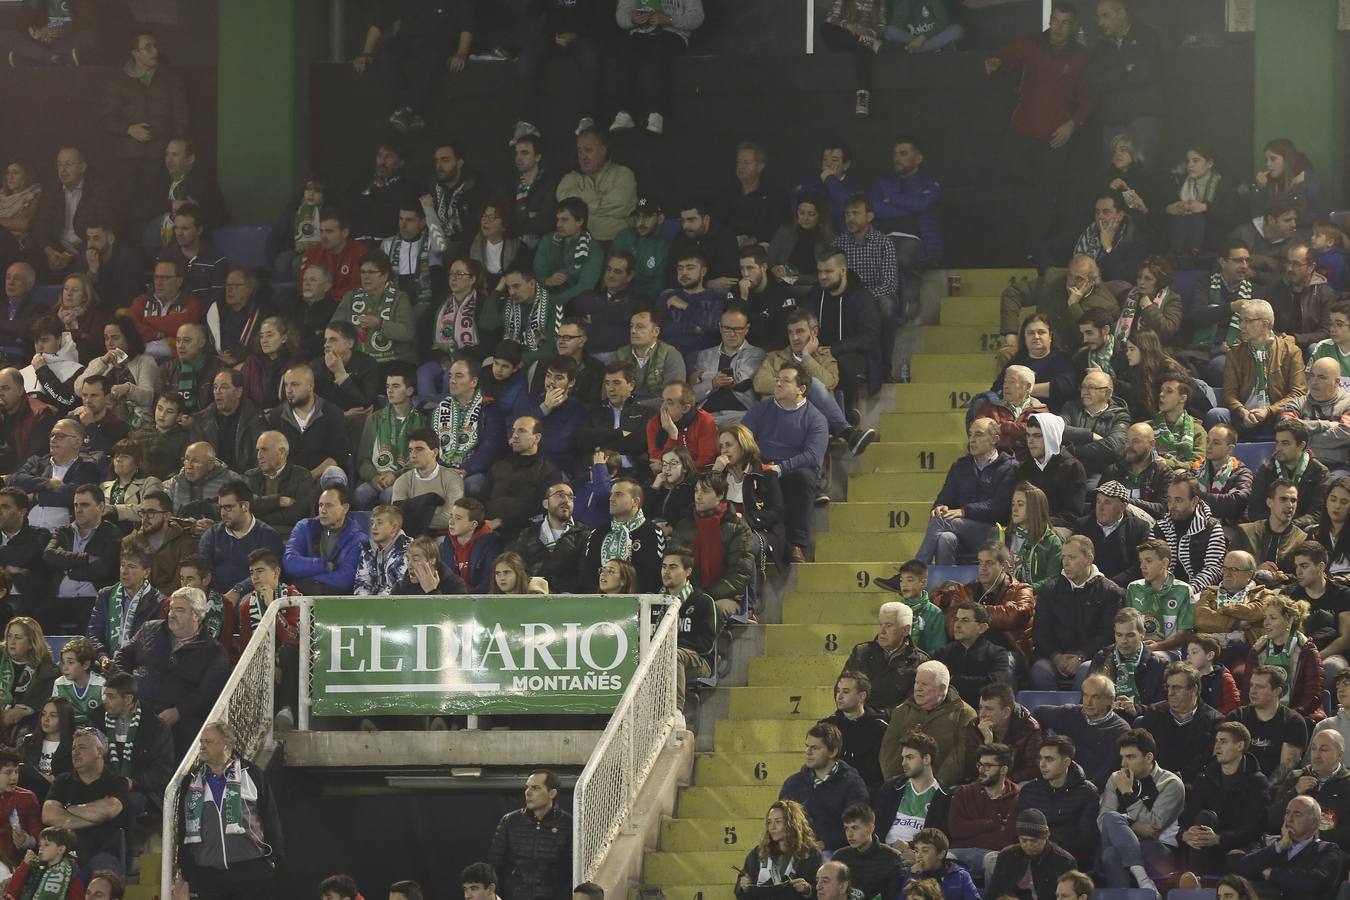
[391,428,464,536]
[999,259,1119,373]
[267,364,353,489]
[1059,369,1130,478]
[342,140,420,244]
[582,477,663,594]
[908,418,1016,568]
[1209,299,1307,436]
[1085,608,1170,719]
[1068,193,1146,285]
[1229,796,1343,900]
[245,430,317,536]
[1173,720,1270,882]
[442,496,503,594]
[801,249,882,425]
[282,485,363,595]
[1017,735,1100,867]
[831,803,905,900]
[1133,660,1223,784]
[973,365,1048,462]
[300,208,366,303]
[673,471,754,620]
[557,128,637,243]
[778,722,869,855]
[197,481,285,596]
[660,547,716,717]
[353,504,411,597]
[33,147,119,286]
[42,482,120,636]
[1030,534,1124,690]
[1279,358,1350,473]
[935,602,1016,709]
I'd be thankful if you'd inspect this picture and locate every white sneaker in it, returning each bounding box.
[509,120,540,145]
[273,707,294,732]
[575,116,595,134]
[609,110,636,132]
[359,718,379,733]
[855,90,871,117]
[428,716,450,731]
[673,710,687,733]
[645,112,664,135]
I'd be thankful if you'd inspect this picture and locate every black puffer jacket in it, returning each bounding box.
[1016,761,1100,863]
[487,805,573,900]
[1181,752,1270,853]
[509,521,590,594]
[841,639,929,712]
[114,621,229,754]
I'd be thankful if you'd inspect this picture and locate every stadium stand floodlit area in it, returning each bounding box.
[0,0,1348,899]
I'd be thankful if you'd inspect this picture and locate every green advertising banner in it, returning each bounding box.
[310,595,642,716]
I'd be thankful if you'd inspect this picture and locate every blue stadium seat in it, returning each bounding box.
[213,224,273,269]
[349,510,372,535]
[928,565,977,585]
[1167,890,1217,900]
[47,635,76,659]
[1324,689,1335,717]
[1017,690,1079,708]
[32,285,60,308]
[1233,442,1276,469]
[1095,890,1162,900]
[1172,269,1207,302]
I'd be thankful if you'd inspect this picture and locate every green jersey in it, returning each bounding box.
[883,780,938,845]
[1126,576,1194,640]
[52,672,105,726]
[904,593,947,655]
[1305,338,1350,390]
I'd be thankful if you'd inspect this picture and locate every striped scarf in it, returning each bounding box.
[504,285,554,353]
[600,511,647,564]
[346,281,402,362]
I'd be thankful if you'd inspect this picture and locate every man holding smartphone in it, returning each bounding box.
[690,304,765,428]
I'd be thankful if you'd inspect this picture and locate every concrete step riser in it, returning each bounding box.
[827,502,932,532]
[747,655,845,686]
[883,383,996,414]
[765,624,877,656]
[794,563,912,593]
[692,753,805,788]
[728,686,838,720]
[713,719,824,753]
[861,443,964,473]
[813,532,922,562]
[660,817,768,851]
[911,354,998,384]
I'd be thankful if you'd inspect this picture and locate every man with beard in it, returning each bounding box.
[421,141,486,261]
[346,140,419,242]
[510,479,586,593]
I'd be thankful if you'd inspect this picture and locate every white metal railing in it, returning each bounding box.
[573,599,679,884]
[160,599,290,900]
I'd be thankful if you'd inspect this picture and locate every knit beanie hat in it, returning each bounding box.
[1016,808,1050,837]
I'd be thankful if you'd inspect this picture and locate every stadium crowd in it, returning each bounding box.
[0,0,1346,898]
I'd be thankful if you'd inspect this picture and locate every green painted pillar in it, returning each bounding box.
[217,0,327,224]
[1253,0,1344,204]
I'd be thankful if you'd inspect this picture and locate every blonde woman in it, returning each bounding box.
[1244,591,1324,720]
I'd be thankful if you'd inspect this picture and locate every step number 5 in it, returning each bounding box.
[724,826,737,845]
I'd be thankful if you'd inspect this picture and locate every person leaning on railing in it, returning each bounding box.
[174,720,284,900]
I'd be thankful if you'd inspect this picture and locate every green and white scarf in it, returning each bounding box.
[504,285,552,352]
[1246,342,1270,408]
[372,405,424,474]
[1006,397,1034,417]
[1180,171,1221,204]
[106,581,152,653]
[434,291,479,353]
[1216,583,1249,608]
[1275,449,1310,484]
[104,702,140,778]
[18,855,76,900]
[1087,333,1117,374]
[389,232,432,305]
[347,281,401,362]
[1197,456,1239,491]
[1261,632,1300,701]
[174,357,202,409]
[600,510,647,564]
[292,203,321,251]
[1112,645,1144,699]
[1190,273,1251,352]
[1153,411,1198,460]
[432,390,484,467]
[0,656,31,708]
[183,759,245,843]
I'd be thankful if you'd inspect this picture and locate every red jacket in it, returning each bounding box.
[991,31,1095,141]
[127,292,203,345]
[948,779,1021,850]
[232,585,302,660]
[1242,633,1325,722]
[5,856,84,900]
[647,407,718,468]
[935,577,1037,662]
[0,788,40,867]
[302,240,368,300]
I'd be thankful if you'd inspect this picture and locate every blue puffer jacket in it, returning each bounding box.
[931,450,1018,525]
[869,170,943,262]
[283,514,365,593]
[353,531,412,596]
[900,863,980,900]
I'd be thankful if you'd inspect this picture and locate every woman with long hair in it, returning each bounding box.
[18,697,73,798]
[734,800,821,900]
[101,439,163,532]
[768,193,834,287]
[714,423,786,573]
[1250,138,1325,223]
[0,617,57,744]
[1244,591,1324,721]
[241,315,301,411]
[1005,483,1062,591]
[1310,476,1350,574]
[647,447,698,532]
[1215,875,1261,900]
[469,196,522,290]
[75,316,161,430]
[55,272,107,364]
[1166,144,1233,257]
[1118,329,1187,420]
[1116,257,1182,349]
[597,559,639,596]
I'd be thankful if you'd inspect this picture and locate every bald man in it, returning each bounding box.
[1232,794,1344,899]
[265,364,352,489]
[0,366,57,473]
[1266,729,1350,851]
[160,322,223,417]
[1100,423,1173,521]
[1279,357,1350,470]
[244,430,316,532]
[1059,368,1130,476]
[999,255,1119,357]
[0,262,41,367]
[162,441,241,531]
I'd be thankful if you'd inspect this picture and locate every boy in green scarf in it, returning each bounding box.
[5,827,81,900]
[874,559,947,654]
[1152,374,1203,470]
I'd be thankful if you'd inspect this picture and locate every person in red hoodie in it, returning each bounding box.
[946,743,1020,886]
[3,826,83,900]
[0,369,56,474]
[440,496,502,594]
[0,747,41,872]
[301,209,368,301]
[983,2,1095,258]
[126,257,202,361]
[646,381,717,472]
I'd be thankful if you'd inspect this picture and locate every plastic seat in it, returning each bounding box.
[1167,891,1216,900]
[1017,690,1080,709]
[32,285,60,308]
[1172,269,1208,301]
[213,224,273,269]
[1329,210,1350,232]
[1095,889,1162,900]
[1233,442,1276,469]
[1324,689,1335,717]
[928,565,977,585]
[47,635,76,659]
[348,510,372,535]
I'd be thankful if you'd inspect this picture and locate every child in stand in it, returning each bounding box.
[3,827,83,900]
[50,639,103,728]
[18,700,72,801]
[1312,222,1347,292]
[0,748,40,880]
[1303,300,1350,390]
[1185,634,1240,714]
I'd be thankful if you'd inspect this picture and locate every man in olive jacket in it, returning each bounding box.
[880,661,977,785]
